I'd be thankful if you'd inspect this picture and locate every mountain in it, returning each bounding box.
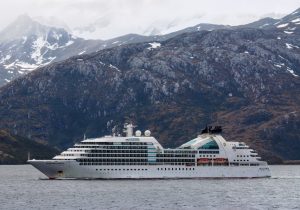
[0,14,106,86]
[0,20,300,163]
[2,10,299,87]
[0,129,59,164]
[0,16,231,87]
[237,17,279,29]
[0,19,240,88]
[273,8,300,34]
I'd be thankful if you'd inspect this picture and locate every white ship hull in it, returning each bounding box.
[29,160,271,179]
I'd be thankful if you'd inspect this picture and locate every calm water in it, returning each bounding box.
[0,165,299,210]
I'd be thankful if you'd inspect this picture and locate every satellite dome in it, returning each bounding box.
[135,130,142,137]
[144,130,151,137]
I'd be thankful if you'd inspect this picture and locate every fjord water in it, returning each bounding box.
[0,165,299,210]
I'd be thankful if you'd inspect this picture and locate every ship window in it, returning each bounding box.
[198,139,219,149]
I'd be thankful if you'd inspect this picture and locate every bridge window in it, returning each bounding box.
[198,140,219,149]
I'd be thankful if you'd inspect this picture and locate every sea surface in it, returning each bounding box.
[0,165,299,210]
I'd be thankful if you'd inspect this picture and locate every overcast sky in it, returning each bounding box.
[0,0,300,39]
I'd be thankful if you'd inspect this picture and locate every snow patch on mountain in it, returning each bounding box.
[291,18,300,23]
[109,64,120,72]
[147,42,161,50]
[31,37,47,64]
[287,67,299,77]
[22,36,27,44]
[15,62,39,71]
[0,55,11,64]
[277,23,289,28]
[65,40,74,47]
[286,43,299,49]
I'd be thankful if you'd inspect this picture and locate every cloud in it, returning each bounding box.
[0,0,299,39]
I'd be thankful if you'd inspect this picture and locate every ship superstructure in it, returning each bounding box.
[29,124,271,179]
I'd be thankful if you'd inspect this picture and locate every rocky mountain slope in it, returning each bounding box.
[0,15,105,86]
[0,10,300,163]
[0,15,232,87]
[0,130,58,164]
[2,9,299,87]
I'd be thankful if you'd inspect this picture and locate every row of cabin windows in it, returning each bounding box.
[79,142,153,145]
[62,160,260,167]
[89,149,148,153]
[233,147,249,149]
[71,148,197,153]
[96,168,148,171]
[75,146,149,149]
[86,150,197,155]
[78,158,194,163]
[82,154,196,158]
[157,159,194,163]
[164,149,197,154]
[157,168,195,171]
[230,163,259,166]
[199,155,216,158]
[79,163,193,165]
[157,154,195,157]
[237,155,250,157]
[198,150,219,154]
[84,154,149,157]
[233,159,249,162]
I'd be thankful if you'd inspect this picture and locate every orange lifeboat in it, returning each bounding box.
[213,158,228,164]
[197,158,210,164]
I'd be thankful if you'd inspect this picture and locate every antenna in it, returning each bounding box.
[84,133,86,140]
[123,123,136,137]
[27,152,30,161]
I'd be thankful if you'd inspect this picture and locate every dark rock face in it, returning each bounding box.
[0,130,59,164]
[0,20,300,163]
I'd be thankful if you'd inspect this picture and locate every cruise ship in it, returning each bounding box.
[28,124,271,179]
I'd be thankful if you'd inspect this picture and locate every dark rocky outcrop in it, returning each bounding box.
[0,130,59,164]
